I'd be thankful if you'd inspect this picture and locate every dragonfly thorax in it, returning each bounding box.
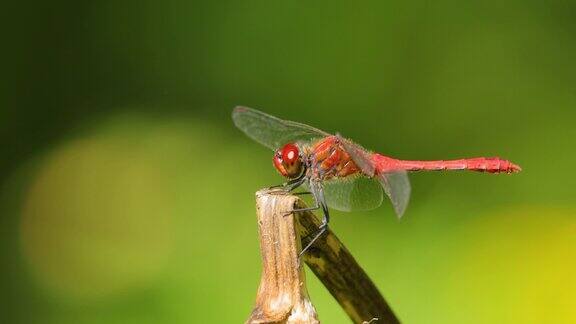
[273,143,305,179]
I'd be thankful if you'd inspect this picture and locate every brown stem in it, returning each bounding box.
[247,189,400,324]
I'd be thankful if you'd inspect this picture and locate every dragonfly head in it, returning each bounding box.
[273,143,304,179]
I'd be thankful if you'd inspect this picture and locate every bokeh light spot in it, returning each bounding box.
[442,207,576,323]
[20,130,176,301]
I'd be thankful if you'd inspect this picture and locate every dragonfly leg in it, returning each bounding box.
[269,174,307,192]
[289,204,320,213]
[299,186,330,257]
[299,223,328,258]
[282,204,319,217]
[280,176,313,217]
[292,191,312,196]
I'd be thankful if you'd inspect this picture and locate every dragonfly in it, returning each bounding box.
[232,106,521,255]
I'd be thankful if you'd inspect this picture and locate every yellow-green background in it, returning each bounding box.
[2,1,575,323]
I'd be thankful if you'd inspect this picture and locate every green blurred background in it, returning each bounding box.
[2,1,575,323]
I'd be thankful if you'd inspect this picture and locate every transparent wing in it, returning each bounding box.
[336,134,411,217]
[310,177,383,212]
[232,106,331,150]
[377,171,411,218]
[338,135,375,176]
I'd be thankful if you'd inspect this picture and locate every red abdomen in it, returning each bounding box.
[373,154,522,174]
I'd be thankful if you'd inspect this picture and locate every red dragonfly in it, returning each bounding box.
[232,106,521,254]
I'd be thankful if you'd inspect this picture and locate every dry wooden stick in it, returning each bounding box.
[246,188,400,324]
[246,189,319,324]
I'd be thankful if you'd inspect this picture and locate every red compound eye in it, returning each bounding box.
[272,150,287,177]
[273,143,303,179]
[281,143,299,164]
